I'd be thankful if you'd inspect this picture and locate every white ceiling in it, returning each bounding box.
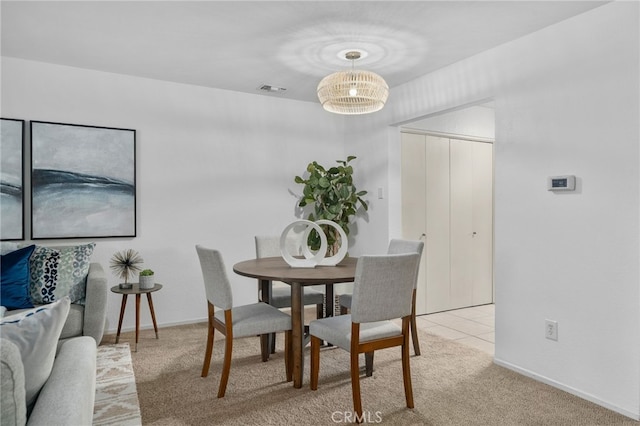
[1,1,607,104]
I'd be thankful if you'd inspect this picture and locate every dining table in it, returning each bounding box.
[233,256,358,388]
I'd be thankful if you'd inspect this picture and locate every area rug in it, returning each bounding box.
[93,343,142,425]
[114,322,637,426]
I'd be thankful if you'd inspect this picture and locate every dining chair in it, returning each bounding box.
[255,235,325,353]
[309,253,421,422]
[338,239,424,356]
[195,245,292,398]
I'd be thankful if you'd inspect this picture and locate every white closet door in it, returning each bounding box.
[401,133,428,314]
[471,141,494,305]
[450,139,474,309]
[424,135,450,314]
[401,132,493,314]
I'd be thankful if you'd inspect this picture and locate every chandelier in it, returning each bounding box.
[317,51,389,115]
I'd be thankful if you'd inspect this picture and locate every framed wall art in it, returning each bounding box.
[30,121,136,239]
[1,118,25,241]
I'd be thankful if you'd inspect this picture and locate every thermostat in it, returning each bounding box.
[547,175,575,191]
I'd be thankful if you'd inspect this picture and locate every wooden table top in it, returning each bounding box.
[233,256,357,285]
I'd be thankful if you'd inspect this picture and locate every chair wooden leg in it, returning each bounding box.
[218,311,234,398]
[402,318,414,409]
[201,303,215,377]
[350,323,363,423]
[316,303,324,319]
[270,332,276,354]
[365,351,374,377]
[260,333,269,362]
[411,290,421,356]
[350,348,363,423]
[310,336,321,390]
[410,315,421,356]
[285,330,292,382]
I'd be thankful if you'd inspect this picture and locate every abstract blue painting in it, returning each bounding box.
[1,118,25,241]
[30,121,136,239]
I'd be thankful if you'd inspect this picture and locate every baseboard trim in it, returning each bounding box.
[105,317,207,334]
[493,357,640,421]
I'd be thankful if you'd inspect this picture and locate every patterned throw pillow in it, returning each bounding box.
[0,297,71,411]
[29,243,95,305]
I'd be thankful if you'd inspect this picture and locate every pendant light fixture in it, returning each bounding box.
[317,51,389,115]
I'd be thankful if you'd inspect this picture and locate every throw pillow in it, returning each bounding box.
[1,245,36,310]
[29,243,95,305]
[0,297,70,411]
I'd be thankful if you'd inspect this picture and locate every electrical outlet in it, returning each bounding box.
[545,319,558,341]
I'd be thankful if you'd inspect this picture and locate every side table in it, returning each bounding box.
[110,283,163,351]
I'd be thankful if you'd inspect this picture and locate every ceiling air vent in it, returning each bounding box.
[259,85,287,93]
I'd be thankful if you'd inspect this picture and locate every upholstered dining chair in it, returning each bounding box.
[195,245,292,398]
[255,235,325,353]
[339,239,424,356]
[309,253,421,423]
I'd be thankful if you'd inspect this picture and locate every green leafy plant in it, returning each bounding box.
[295,156,368,254]
[139,269,154,276]
[110,249,144,284]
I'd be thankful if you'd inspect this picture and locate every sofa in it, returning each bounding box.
[0,299,97,425]
[0,243,108,424]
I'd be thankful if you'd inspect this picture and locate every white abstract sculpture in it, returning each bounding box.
[280,219,348,268]
[280,220,327,268]
[301,219,348,266]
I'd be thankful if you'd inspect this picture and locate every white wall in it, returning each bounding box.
[2,1,638,419]
[345,1,640,419]
[0,57,348,334]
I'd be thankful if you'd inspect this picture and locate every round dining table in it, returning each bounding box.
[233,256,357,388]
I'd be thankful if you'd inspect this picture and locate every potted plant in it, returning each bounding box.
[110,249,144,289]
[139,269,155,290]
[294,156,368,256]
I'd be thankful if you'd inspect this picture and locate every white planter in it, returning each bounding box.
[139,275,155,290]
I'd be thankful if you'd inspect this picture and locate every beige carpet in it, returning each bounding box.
[93,343,142,425]
[103,323,637,426]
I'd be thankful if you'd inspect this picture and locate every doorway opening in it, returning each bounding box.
[398,101,495,355]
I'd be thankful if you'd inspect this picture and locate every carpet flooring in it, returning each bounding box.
[102,322,637,425]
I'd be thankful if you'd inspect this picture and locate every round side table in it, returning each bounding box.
[110,283,163,352]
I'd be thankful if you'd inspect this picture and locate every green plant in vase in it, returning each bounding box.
[139,269,155,289]
[295,156,368,255]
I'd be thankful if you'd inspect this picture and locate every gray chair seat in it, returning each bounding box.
[338,293,352,311]
[270,286,324,309]
[213,302,291,338]
[309,314,401,351]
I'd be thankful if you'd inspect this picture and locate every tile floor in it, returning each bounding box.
[416,304,495,356]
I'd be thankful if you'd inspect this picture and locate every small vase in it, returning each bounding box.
[139,275,155,290]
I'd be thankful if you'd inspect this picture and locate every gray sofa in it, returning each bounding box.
[1,336,97,426]
[0,257,108,425]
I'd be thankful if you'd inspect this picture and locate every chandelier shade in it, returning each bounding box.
[317,51,389,115]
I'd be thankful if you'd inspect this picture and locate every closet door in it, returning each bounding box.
[470,141,493,305]
[424,135,450,314]
[402,132,494,314]
[450,139,474,309]
[401,133,428,314]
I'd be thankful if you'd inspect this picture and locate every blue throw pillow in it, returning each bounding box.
[1,245,36,310]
